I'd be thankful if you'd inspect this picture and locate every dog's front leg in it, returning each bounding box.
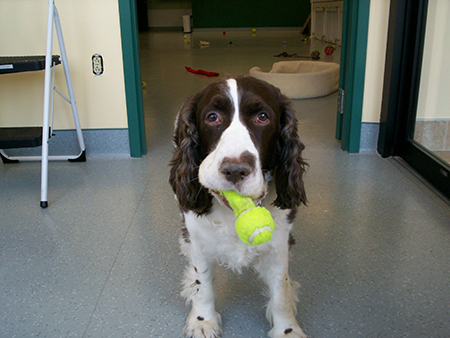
[256,245,307,338]
[181,243,222,338]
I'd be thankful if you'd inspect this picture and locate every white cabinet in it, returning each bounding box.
[311,0,344,45]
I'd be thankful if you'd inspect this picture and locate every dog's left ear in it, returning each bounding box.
[273,95,308,210]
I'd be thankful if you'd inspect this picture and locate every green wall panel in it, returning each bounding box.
[192,0,310,28]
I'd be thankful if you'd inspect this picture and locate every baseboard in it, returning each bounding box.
[2,128,130,158]
[360,122,379,152]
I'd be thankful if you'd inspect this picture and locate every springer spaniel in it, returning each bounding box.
[169,76,308,338]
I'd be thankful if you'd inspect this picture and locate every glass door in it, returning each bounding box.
[414,0,450,166]
[378,0,450,199]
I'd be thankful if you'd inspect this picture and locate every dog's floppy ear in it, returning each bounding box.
[169,94,213,215]
[273,95,308,210]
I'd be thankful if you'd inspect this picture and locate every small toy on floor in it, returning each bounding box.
[310,50,320,59]
[325,45,335,55]
[219,190,276,246]
[274,50,320,60]
[185,66,219,77]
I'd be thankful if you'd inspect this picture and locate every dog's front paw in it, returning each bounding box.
[269,325,307,338]
[183,312,222,338]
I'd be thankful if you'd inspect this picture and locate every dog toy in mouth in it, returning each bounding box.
[219,190,276,246]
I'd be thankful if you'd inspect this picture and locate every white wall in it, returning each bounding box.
[361,0,390,123]
[0,0,128,130]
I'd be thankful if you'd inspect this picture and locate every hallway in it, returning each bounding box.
[0,30,449,337]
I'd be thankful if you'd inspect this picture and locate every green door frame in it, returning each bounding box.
[336,0,371,153]
[118,0,146,157]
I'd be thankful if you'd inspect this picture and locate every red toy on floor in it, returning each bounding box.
[185,66,219,77]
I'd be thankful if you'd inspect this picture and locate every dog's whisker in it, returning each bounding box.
[185,176,199,184]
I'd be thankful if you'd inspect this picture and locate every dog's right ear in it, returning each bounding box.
[169,94,213,215]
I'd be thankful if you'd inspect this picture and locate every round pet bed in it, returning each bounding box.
[249,61,340,99]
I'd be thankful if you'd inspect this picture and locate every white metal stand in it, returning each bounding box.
[0,0,86,208]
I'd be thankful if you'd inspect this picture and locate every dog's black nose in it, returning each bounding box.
[219,152,256,184]
[220,161,252,183]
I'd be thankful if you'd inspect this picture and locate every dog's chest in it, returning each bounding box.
[186,206,260,269]
[182,199,290,271]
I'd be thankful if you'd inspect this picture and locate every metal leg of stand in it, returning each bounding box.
[54,6,86,153]
[41,0,55,208]
[40,1,86,208]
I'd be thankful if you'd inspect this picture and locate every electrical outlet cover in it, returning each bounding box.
[92,54,103,75]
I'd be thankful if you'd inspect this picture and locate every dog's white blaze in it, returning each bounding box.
[226,78,240,123]
[220,78,257,158]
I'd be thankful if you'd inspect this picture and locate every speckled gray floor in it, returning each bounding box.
[1,30,449,338]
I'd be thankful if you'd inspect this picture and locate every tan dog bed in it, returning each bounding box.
[249,61,340,99]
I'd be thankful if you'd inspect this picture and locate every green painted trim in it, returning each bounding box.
[335,0,352,141]
[336,0,370,153]
[118,0,147,157]
[348,0,370,153]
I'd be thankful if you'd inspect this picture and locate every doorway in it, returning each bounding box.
[121,1,371,157]
[378,0,450,199]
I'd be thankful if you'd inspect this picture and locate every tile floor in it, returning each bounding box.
[1,30,450,338]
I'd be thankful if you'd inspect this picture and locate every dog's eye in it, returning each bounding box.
[206,112,221,124]
[256,112,269,124]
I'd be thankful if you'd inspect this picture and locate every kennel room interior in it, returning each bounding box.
[0,0,449,337]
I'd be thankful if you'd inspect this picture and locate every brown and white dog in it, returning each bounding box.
[169,76,308,338]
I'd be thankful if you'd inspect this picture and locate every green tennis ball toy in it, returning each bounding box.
[219,190,276,246]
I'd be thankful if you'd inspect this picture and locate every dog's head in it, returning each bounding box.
[169,76,307,215]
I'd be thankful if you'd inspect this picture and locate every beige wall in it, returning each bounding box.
[0,0,128,130]
[362,0,390,123]
[362,0,450,123]
[416,0,450,120]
